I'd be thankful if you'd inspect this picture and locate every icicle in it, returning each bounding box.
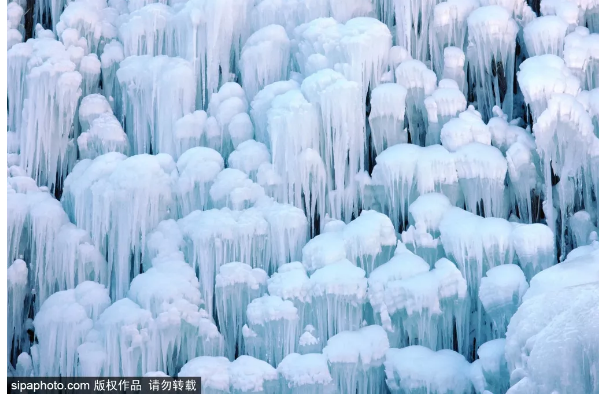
[442,47,468,97]
[479,264,528,339]
[117,4,173,57]
[117,55,196,157]
[79,53,101,97]
[533,94,597,259]
[307,259,367,348]
[33,282,111,377]
[244,295,299,366]
[369,83,408,155]
[517,55,580,120]
[100,40,124,110]
[322,325,389,393]
[240,24,290,102]
[393,0,437,62]
[78,112,129,159]
[424,79,467,146]
[431,0,479,77]
[466,6,518,120]
[454,142,508,218]
[215,262,268,360]
[301,69,365,223]
[277,353,337,393]
[394,59,437,145]
[8,259,28,364]
[469,339,509,393]
[511,223,556,281]
[523,16,568,57]
[175,146,224,217]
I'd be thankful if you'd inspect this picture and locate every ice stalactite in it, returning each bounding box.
[127,258,225,375]
[369,83,408,156]
[240,24,290,102]
[430,0,479,78]
[99,40,124,109]
[440,106,491,152]
[7,40,35,134]
[532,94,598,259]
[517,55,580,121]
[178,356,231,393]
[307,259,367,348]
[478,264,528,340]
[79,53,101,98]
[33,281,111,377]
[175,146,224,217]
[393,0,437,62]
[228,140,271,182]
[205,82,252,158]
[167,0,254,109]
[77,111,129,159]
[442,47,469,97]
[267,89,321,217]
[454,142,509,218]
[523,16,568,57]
[401,194,452,266]
[563,26,599,90]
[511,223,556,281]
[117,4,173,57]
[250,80,300,148]
[370,144,461,231]
[576,87,599,138]
[62,153,176,299]
[34,0,68,32]
[301,69,365,223]
[19,39,82,191]
[424,79,467,146]
[469,338,510,393]
[209,168,265,210]
[467,6,518,121]
[267,262,311,344]
[322,325,389,394]
[277,353,337,393]
[48,223,108,303]
[8,259,28,363]
[384,346,474,393]
[506,141,541,223]
[394,59,437,145]
[368,246,468,354]
[301,210,396,276]
[116,55,196,157]
[215,262,268,360]
[244,295,299,366]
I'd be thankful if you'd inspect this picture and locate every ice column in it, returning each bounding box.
[394,59,437,145]
[563,27,599,90]
[215,262,268,360]
[307,259,367,348]
[467,6,518,120]
[369,83,408,155]
[240,24,291,102]
[277,353,337,393]
[8,259,28,363]
[244,295,299,366]
[424,79,467,146]
[523,16,568,57]
[322,325,389,393]
[393,0,437,62]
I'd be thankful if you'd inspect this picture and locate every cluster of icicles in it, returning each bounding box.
[7,0,600,395]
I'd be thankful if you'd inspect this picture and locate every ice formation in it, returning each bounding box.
[7,0,600,395]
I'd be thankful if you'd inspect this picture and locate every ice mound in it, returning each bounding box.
[322,325,389,393]
[563,26,599,90]
[228,140,271,181]
[8,259,28,363]
[511,223,556,281]
[384,346,473,393]
[469,338,509,393]
[424,79,467,145]
[440,106,491,152]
